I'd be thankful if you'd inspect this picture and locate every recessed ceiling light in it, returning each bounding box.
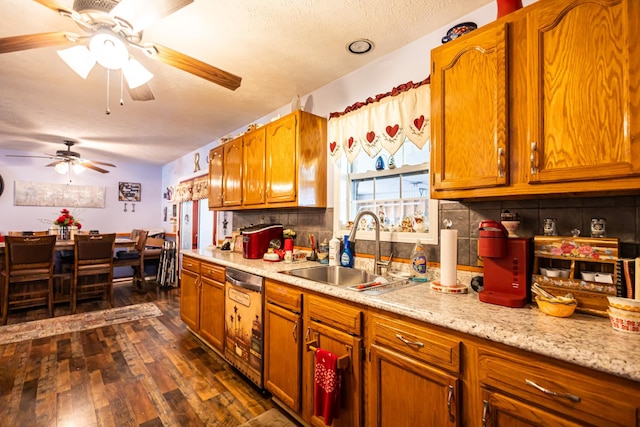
[348,39,374,54]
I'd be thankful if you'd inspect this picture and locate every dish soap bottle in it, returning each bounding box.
[410,240,428,282]
[329,235,341,266]
[340,235,354,268]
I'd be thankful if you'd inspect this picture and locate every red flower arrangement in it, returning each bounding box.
[54,208,82,229]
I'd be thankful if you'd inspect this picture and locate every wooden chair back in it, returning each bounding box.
[72,233,116,313]
[1,234,57,324]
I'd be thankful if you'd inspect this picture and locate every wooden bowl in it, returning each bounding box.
[535,296,577,318]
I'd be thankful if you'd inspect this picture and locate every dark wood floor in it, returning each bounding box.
[0,280,277,426]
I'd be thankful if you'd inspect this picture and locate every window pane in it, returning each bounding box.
[352,179,374,201]
[402,172,429,198]
[376,176,400,200]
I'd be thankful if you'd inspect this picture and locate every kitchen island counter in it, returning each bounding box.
[183,248,640,383]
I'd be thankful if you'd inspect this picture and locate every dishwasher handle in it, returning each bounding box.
[226,274,262,292]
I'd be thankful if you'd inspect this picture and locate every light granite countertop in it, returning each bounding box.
[183,248,640,383]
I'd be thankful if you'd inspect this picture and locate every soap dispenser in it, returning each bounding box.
[329,235,341,266]
[340,235,354,268]
[410,240,427,282]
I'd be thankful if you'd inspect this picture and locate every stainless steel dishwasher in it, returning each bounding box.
[224,267,264,388]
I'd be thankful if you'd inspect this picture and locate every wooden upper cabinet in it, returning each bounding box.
[208,146,224,209]
[243,128,266,206]
[266,113,297,204]
[222,139,243,206]
[527,0,640,184]
[431,22,509,192]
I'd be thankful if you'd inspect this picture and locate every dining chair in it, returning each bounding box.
[71,233,116,313]
[1,234,57,324]
[114,230,149,290]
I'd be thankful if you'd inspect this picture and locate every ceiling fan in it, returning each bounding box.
[0,0,242,102]
[7,140,116,174]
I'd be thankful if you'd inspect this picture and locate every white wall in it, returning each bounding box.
[0,149,163,234]
[161,1,531,205]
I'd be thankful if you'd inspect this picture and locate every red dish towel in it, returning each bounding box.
[314,348,342,426]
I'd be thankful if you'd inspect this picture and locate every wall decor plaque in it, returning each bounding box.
[118,182,141,201]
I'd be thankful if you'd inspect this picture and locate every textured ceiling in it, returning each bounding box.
[0,0,493,167]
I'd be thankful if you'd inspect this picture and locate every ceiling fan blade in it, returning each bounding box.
[78,162,109,173]
[111,0,193,32]
[0,32,75,54]
[45,161,63,167]
[30,0,74,15]
[6,154,54,159]
[127,82,155,101]
[149,43,242,91]
[81,159,116,168]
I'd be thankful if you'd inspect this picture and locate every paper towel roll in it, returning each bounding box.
[440,229,458,286]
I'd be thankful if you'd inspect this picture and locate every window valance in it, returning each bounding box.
[175,175,208,202]
[328,78,431,165]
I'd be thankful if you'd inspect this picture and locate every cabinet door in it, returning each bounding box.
[527,0,640,184]
[303,322,363,427]
[223,140,243,206]
[481,389,584,427]
[242,129,266,206]
[180,269,200,331]
[266,113,297,203]
[431,22,509,192]
[264,302,302,412]
[208,146,224,209]
[199,276,225,352]
[369,344,459,427]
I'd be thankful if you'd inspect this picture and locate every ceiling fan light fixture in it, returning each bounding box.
[72,163,86,174]
[54,162,69,175]
[90,30,129,69]
[122,57,154,88]
[57,45,96,79]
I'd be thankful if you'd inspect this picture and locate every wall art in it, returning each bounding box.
[118,182,141,201]
[14,181,106,208]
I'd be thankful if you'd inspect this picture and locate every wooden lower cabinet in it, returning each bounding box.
[179,258,200,331]
[264,280,303,412]
[180,256,225,352]
[369,344,459,426]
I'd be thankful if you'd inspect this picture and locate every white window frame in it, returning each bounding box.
[332,159,438,245]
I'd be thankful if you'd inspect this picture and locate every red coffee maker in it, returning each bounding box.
[478,220,531,308]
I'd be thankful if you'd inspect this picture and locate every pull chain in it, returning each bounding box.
[120,70,124,106]
[105,68,111,115]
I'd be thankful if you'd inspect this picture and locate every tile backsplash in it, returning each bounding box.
[232,195,640,267]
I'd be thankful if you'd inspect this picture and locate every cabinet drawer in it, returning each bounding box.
[478,347,638,427]
[201,262,225,282]
[370,314,460,374]
[306,294,362,336]
[182,256,200,274]
[265,280,302,312]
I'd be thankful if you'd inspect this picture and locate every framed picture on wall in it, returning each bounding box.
[118,182,141,201]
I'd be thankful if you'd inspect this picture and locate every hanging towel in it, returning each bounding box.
[314,348,342,425]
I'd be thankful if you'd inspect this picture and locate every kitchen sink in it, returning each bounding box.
[283,265,379,287]
[282,265,421,295]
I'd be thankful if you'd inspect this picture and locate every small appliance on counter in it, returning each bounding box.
[241,224,284,259]
[477,220,531,308]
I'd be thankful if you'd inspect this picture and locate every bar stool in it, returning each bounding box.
[71,233,116,313]
[1,234,57,324]
[114,230,148,290]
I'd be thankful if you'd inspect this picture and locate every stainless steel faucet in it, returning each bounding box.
[348,210,390,276]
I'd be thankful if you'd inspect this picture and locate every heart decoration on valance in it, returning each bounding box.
[328,80,430,165]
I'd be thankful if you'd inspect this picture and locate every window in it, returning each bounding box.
[333,138,438,244]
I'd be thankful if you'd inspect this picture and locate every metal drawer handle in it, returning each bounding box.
[525,379,581,403]
[447,385,455,422]
[395,333,424,348]
[497,147,505,178]
[482,400,489,427]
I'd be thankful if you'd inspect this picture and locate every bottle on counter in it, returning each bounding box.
[410,239,427,282]
[329,235,341,266]
[340,235,354,268]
